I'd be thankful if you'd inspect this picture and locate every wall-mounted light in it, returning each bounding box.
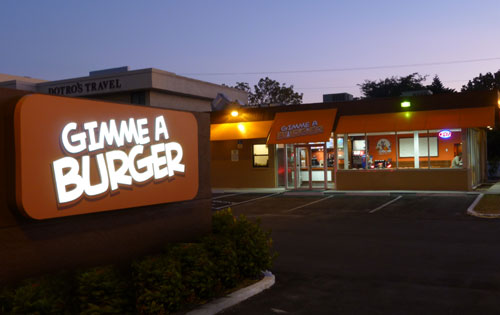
[497,99,500,108]
[401,101,411,108]
[231,110,239,117]
[237,123,245,132]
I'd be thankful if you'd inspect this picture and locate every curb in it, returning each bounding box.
[186,271,275,315]
[466,194,500,219]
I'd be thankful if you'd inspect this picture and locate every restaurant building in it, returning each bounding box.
[211,90,500,191]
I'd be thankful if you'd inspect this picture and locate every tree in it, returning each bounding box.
[233,77,303,106]
[462,70,500,173]
[358,73,454,98]
[358,73,428,98]
[461,70,500,92]
[427,75,455,94]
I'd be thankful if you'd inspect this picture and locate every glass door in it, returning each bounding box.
[285,143,332,190]
[295,146,312,189]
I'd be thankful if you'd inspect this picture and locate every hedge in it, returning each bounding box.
[0,208,276,314]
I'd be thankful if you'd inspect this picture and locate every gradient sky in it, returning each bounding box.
[1,0,500,103]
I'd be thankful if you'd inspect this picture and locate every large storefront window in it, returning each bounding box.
[366,132,396,169]
[429,129,463,168]
[337,129,464,170]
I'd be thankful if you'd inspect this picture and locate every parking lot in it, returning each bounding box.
[215,192,500,315]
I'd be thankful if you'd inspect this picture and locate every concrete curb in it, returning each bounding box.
[185,271,275,315]
[466,194,500,219]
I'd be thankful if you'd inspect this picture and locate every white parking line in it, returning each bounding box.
[212,193,243,200]
[369,195,403,213]
[283,195,334,213]
[219,192,283,209]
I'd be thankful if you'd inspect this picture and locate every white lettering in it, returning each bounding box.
[52,157,84,203]
[82,154,109,196]
[165,142,185,176]
[61,122,87,154]
[150,143,168,180]
[155,116,169,141]
[105,150,132,190]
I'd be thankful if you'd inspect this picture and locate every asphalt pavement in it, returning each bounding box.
[216,193,500,315]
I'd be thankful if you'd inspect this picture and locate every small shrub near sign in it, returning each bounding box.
[0,209,276,314]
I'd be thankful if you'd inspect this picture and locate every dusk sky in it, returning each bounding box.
[2,0,500,103]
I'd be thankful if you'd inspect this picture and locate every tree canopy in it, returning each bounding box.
[232,77,303,106]
[358,73,455,98]
[461,70,500,92]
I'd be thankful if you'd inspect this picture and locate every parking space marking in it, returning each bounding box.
[283,195,334,213]
[215,192,283,210]
[212,193,243,200]
[369,195,403,213]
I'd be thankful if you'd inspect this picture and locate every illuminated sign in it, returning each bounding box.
[277,120,324,140]
[438,129,452,139]
[14,94,198,219]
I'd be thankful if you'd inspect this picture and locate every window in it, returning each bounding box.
[429,129,463,169]
[337,129,464,170]
[366,132,396,169]
[131,91,146,105]
[253,144,269,167]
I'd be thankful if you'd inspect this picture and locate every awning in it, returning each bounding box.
[210,121,274,141]
[267,109,337,144]
[335,106,495,134]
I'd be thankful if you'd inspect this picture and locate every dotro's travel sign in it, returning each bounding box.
[14,94,199,219]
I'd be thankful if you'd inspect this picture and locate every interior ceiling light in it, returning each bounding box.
[231,110,239,117]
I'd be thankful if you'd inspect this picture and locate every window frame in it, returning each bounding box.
[252,143,270,168]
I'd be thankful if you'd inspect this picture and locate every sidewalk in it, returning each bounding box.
[467,180,500,218]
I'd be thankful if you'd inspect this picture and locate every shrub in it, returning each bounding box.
[76,265,134,314]
[201,234,239,290]
[232,215,275,278]
[132,255,183,314]
[212,208,276,278]
[166,243,217,304]
[2,273,75,314]
[0,209,276,314]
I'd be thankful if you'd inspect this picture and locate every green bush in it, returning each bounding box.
[201,234,239,290]
[1,273,75,314]
[76,265,133,314]
[0,209,276,314]
[166,243,217,304]
[212,208,276,278]
[132,255,183,315]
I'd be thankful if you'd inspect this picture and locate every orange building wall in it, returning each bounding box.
[211,139,276,188]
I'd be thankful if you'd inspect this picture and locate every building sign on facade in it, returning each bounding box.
[14,94,199,219]
[277,120,324,141]
[267,109,337,144]
[46,79,123,96]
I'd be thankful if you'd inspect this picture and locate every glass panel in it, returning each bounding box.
[337,134,345,169]
[348,134,366,169]
[286,144,295,188]
[418,131,429,169]
[253,156,268,167]
[253,144,269,155]
[429,129,463,169]
[397,131,415,168]
[366,132,396,169]
[276,144,285,187]
[296,147,310,188]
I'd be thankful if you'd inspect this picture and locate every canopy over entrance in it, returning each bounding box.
[267,109,337,144]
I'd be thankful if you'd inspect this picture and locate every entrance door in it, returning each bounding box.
[295,146,312,189]
[285,144,330,190]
